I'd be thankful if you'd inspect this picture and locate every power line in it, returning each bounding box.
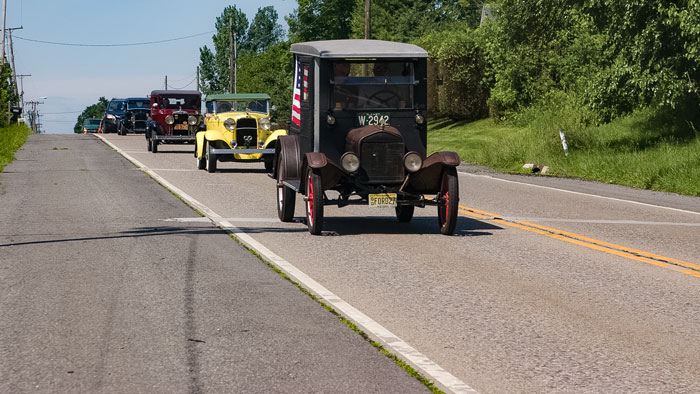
[15,30,215,47]
[42,110,83,114]
[169,76,197,90]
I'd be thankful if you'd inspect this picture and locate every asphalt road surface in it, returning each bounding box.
[3,133,700,393]
[0,134,429,394]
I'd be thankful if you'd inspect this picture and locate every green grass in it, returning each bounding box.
[0,124,32,172]
[428,107,700,196]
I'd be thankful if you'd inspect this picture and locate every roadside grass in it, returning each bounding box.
[428,107,700,197]
[0,124,32,172]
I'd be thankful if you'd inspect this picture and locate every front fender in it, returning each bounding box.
[407,151,461,194]
[195,131,206,158]
[263,128,288,149]
[302,152,344,193]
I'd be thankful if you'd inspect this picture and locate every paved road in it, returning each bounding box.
[0,134,429,394]
[99,133,700,393]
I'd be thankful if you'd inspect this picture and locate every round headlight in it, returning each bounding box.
[326,114,336,126]
[415,113,425,125]
[341,152,360,173]
[259,117,270,130]
[224,118,236,131]
[188,115,198,126]
[403,152,422,173]
[165,115,174,125]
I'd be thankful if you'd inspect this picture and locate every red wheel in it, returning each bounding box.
[437,167,459,235]
[305,167,324,235]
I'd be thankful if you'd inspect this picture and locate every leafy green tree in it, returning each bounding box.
[248,6,284,53]
[286,0,355,42]
[199,6,249,94]
[74,97,108,134]
[0,64,18,127]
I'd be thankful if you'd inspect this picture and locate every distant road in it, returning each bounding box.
[0,134,429,394]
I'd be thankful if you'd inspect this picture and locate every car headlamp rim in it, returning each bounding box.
[403,151,422,173]
[224,118,236,131]
[165,115,175,125]
[415,113,425,125]
[188,115,198,126]
[259,117,271,130]
[340,152,361,173]
[326,114,336,126]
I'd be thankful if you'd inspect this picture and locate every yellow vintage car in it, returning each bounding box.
[195,93,287,173]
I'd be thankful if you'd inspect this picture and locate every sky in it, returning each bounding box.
[7,0,297,133]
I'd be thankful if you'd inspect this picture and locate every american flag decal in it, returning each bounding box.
[303,66,309,101]
[292,59,302,127]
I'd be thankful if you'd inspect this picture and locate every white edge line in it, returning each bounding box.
[459,171,700,216]
[97,135,479,394]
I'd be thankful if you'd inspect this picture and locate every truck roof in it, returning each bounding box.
[290,39,428,59]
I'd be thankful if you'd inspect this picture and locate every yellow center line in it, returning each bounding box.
[458,205,698,277]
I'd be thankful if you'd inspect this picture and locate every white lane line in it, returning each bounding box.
[98,134,479,394]
[459,171,700,216]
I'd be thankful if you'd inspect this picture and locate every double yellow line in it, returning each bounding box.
[458,205,700,279]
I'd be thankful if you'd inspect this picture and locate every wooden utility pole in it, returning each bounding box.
[196,66,200,91]
[364,0,371,39]
[1,0,6,65]
[8,26,22,97]
[165,75,168,90]
[229,16,234,94]
[16,73,29,108]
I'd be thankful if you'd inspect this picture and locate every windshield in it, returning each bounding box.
[84,119,101,126]
[213,99,268,114]
[160,96,200,110]
[332,61,414,110]
[107,100,124,111]
[126,100,149,109]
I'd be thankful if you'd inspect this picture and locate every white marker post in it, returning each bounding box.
[559,129,569,156]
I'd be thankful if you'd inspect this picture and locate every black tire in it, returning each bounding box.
[147,138,152,152]
[264,156,274,173]
[305,167,324,235]
[151,139,158,153]
[206,143,217,173]
[276,154,296,222]
[437,167,459,235]
[196,141,206,170]
[395,205,414,223]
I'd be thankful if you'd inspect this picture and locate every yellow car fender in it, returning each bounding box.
[263,128,288,149]
[195,131,207,158]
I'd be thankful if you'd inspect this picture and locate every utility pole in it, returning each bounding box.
[8,26,22,97]
[165,75,168,90]
[16,73,30,108]
[365,0,371,39]
[234,31,237,94]
[196,66,200,92]
[1,0,6,64]
[229,16,234,94]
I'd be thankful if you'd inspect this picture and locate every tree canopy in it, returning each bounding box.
[73,97,108,134]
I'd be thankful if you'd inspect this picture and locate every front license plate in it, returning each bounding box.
[174,123,188,130]
[368,193,397,208]
[358,112,390,126]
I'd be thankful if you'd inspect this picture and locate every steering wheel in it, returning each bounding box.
[367,90,402,108]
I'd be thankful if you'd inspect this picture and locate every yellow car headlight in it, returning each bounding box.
[224,118,235,131]
[259,117,270,131]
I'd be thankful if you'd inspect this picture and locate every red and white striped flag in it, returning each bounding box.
[292,59,302,126]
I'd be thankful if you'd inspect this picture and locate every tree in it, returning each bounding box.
[0,64,18,127]
[248,6,284,53]
[286,0,355,42]
[199,6,249,94]
[74,97,108,134]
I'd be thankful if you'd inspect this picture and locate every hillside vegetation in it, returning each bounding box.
[0,124,32,172]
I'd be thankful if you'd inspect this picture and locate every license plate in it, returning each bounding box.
[358,112,390,126]
[368,193,397,208]
[174,123,188,130]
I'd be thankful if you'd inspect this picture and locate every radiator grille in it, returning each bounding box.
[236,118,258,147]
[360,141,404,184]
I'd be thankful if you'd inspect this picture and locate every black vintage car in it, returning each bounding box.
[120,97,150,135]
[102,98,125,134]
[273,39,461,235]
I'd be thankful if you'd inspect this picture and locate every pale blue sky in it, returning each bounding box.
[9,0,296,133]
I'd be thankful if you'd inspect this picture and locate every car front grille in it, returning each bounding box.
[360,141,405,184]
[236,118,258,147]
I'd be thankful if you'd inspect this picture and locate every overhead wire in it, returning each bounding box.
[14,31,215,47]
[169,76,197,90]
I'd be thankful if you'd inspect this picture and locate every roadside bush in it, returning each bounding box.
[418,28,489,120]
[0,123,32,172]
